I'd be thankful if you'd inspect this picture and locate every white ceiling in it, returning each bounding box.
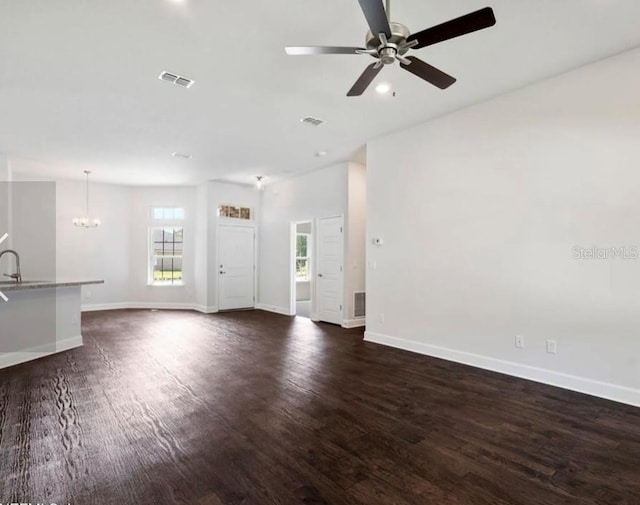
[1,0,640,186]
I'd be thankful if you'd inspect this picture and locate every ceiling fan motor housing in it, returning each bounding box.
[366,22,411,59]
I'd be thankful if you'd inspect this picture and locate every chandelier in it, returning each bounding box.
[73,170,101,228]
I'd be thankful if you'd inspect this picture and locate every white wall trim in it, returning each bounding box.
[82,302,131,312]
[0,335,83,370]
[342,317,366,329]
[256,303,293,316]
[192,304,219,314]
[364,331,640,408]
[82,302,218,313]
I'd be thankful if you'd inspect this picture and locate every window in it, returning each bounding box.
[218,204,252,220]
[151,207,185,220]
[296,233,310,281]
[150,227,184,285]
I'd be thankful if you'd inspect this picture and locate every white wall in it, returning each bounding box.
[259,163,349,317]
[345,162,367,324]
[194,182,209,311]
[366,47,640,406]
[0,155,10,247]
[11,181,56,280]
[57,180,131,306]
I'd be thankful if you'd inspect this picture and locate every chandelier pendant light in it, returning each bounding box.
[73,170,101,228]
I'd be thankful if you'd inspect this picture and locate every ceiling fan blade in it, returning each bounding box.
[407,7,496,49]
[357,0,392,38]
[347,62,383,96]
[400,56,456,90]
[285,46,368,55]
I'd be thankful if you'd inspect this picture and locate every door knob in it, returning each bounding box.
[220,271,226,274]
[318,273,323,277]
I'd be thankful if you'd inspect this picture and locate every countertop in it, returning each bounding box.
[0,280,104,292]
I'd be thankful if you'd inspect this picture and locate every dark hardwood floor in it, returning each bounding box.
[1,309,639,504]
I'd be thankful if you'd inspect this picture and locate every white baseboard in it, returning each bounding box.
[82,302,218,313]
[342,317,366,329]
[192,305,218,314]
[256,303,293,316]
[364,331,640,408]
[82,302,130,312]
[0,335,83,370]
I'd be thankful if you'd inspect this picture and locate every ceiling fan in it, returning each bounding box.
[285,0,496,96]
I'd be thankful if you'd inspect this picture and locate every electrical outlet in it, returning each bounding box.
[515,335,525,349]
[546,340,557,354]
[85,290,92,299]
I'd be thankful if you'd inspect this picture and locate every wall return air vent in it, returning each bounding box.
[300,116,325,126]
[159,71,194,88]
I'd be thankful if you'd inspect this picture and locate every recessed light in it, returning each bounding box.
[375,82,392,94]
[315,151,327,157]
[172,152,192,159]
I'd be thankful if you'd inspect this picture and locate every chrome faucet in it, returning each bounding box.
[0,250,22,283]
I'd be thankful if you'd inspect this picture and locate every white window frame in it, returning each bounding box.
[149,206,185,287]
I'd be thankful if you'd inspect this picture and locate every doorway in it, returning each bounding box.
[218,225,256,311]
[293,221,312,318]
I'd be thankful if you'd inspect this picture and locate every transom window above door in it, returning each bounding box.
[151,207,185,220]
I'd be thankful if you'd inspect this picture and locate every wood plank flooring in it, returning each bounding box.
[1,309,639,504]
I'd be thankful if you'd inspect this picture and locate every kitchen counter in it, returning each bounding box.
[0,279,104,292]
[0,280,104,370]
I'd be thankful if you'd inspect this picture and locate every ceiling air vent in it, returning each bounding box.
[301,116,325,126]
[158,71,194,88]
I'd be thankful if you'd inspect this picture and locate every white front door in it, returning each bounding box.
[317,216,344,325]
[218,225,255,311]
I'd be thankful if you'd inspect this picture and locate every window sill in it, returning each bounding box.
[147,282,185,287]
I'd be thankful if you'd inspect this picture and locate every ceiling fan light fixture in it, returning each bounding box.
[375,82,392,94]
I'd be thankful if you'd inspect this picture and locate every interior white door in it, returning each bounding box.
[218,225,255,311]
[317,216,344,325]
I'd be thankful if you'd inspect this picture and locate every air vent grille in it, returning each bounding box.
[354,292,366,318]
[159,71,194,88]
[160,72,178,83]
[301,116,325,126]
